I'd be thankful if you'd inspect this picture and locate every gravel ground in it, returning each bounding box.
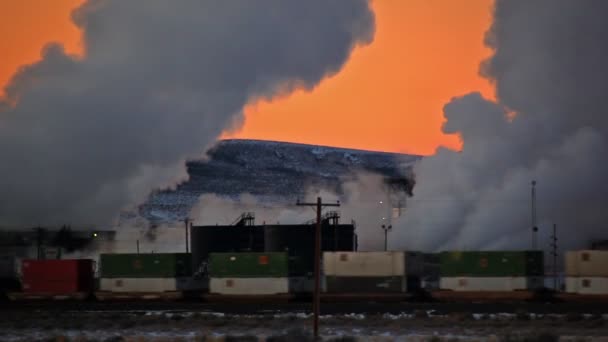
[1,308,608,341]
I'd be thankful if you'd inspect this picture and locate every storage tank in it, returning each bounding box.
[565,250,608,294]
[264,224,356,253]
[439,251,544,291]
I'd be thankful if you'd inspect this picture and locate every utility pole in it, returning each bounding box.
[531,180,538,250]
[297,197,340,340]
[184,218,190,253]
[380,191,392,252]
[550,224,558,291]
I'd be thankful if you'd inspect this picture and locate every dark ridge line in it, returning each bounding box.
[216,138,423,158]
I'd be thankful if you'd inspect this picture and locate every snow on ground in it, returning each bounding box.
[2,311,608,341]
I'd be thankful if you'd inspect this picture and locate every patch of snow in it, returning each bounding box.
[472,313,484,320]
[344,313,366,320]
[383,312,414,320]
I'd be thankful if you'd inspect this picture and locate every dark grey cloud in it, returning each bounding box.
[0,0,374,226]
[393,0,608,251]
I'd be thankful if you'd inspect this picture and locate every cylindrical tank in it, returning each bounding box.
[264,224,356,277]
[264,224,356,253]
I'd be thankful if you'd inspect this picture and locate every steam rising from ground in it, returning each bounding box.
[6,0,603,256]
[63,174,392,259]
[0,0,374,227]
[184,1,608,254]
[392,1,608,252]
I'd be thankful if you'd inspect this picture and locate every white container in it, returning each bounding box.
[209,278,288,295]
[100,277,205,292]
[565,277,608,295]
[323,251,407,277]
[565,251,608,277]
[440,277,543,291]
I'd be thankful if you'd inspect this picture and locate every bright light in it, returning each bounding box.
[379,201,383,204]
[93,233,98,237]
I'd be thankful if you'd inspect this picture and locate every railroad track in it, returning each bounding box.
[2,300,608,315]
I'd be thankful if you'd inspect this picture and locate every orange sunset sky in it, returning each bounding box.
[0,0,494,155]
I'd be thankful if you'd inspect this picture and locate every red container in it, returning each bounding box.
[21,259,94,293]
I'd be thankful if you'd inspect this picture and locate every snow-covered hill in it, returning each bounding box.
[138,139,420,223]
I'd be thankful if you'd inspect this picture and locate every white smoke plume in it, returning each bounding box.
[0,0,375,227]
[189,172,396,251]
[392,1,608,252]
[68,173,391,261]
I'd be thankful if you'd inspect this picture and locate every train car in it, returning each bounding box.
[96,253,206,300]
[434,251,544,301]
[322,251,427,294]
[207,252,291,299]
[9,259,94,300]
[190,225,266,276]
[565,250,608,295]
[8,239,608,304]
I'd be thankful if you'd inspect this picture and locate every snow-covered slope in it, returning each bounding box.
[138,139,420,222]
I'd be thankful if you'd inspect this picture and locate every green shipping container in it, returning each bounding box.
[100,253,192,278]
[209,252,288,278]
[440,251,543,277]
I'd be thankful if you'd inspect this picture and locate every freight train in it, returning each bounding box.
[4,249,608,302]
[2,222,607,302]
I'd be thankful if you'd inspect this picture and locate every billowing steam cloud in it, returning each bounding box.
[393,1,608,251]
[189,173,393,251]
[0,0,375,226]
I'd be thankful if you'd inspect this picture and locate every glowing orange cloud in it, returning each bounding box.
[227,0,495,155]
[0,0,83,97]
[1,0,493,155]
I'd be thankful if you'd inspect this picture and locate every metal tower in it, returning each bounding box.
[531,180,538,250]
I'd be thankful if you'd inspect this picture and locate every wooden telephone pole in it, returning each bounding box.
[297,197,340,339]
